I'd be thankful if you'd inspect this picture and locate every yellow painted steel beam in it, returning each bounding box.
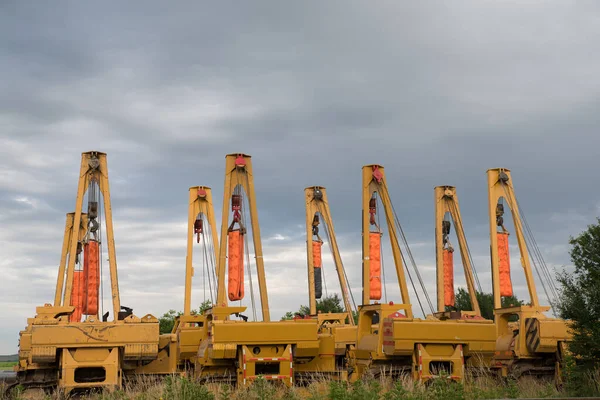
[184,186,219,316]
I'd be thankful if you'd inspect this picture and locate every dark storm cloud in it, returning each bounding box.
[1,1,600,352]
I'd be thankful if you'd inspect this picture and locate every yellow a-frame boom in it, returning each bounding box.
[184,186,220,316]
[216,153,269,320]
[434,186,481,316]
[360,165,412,315]
[305,186,355,324]
[61,151,121,319]
[15,151,160,394]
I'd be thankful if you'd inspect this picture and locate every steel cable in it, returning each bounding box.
[387,189,435,315]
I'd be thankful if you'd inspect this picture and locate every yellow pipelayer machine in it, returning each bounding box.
[194,154,323,386]
[352,164,496,382]
[14,152,160,394]
[486,168,570,381]
[293,186,358,381]
[175,186,219,369]
[433,185,496,371]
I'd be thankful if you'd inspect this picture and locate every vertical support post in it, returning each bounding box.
[488,170,502,310]
[361,168,372,306]
[217,162,233,308]
[97,153,121,320]
[434,187,446,313]
[184,188,197,316]
[55,213,75,306]
[305,189,317,315]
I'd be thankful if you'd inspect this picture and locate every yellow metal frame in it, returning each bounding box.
[305,186,355,324]
[184,186,220,316]
[361,165,412,317]
[488,168,540,309]
[217,153,269,321]
[62,151,120,320]
[434,186,481,316]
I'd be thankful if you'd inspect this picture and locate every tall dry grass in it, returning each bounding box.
[3,369,599,400]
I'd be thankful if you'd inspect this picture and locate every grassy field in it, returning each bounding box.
[0,362,16,371]
[2,372,600,400]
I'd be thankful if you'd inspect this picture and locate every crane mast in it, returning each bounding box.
[217,153,270,321]
[305,186,355,324]
[488,168,540,309]
[62,151,120,320]
[434,186,481,316]
[184,186,220,316]
[361,164,412,317]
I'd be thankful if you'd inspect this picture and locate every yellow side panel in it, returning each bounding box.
[212,321,318,344]
[295,341,321,358]
[31,323,159,346]
[212,343,238,359]
[31,346,56,364]
[123,344,159,361]
[332,326,357,345]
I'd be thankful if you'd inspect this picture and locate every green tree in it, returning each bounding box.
[449,288,523,320]
[557,218,600,371]
[299,293,345,315]
[158,300,213,334]
[281,311,296,320]
[159,309,180,334]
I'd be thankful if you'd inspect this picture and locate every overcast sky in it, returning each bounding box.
[1,1,600,354]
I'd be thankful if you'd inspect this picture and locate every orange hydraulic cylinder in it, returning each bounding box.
[313,240,322,268]
[369,232,382,300]
[497,232,513,297]
[83,240,100,315]
[228,230,245,301]
[69,270,84,322]
[443,248,455,307]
